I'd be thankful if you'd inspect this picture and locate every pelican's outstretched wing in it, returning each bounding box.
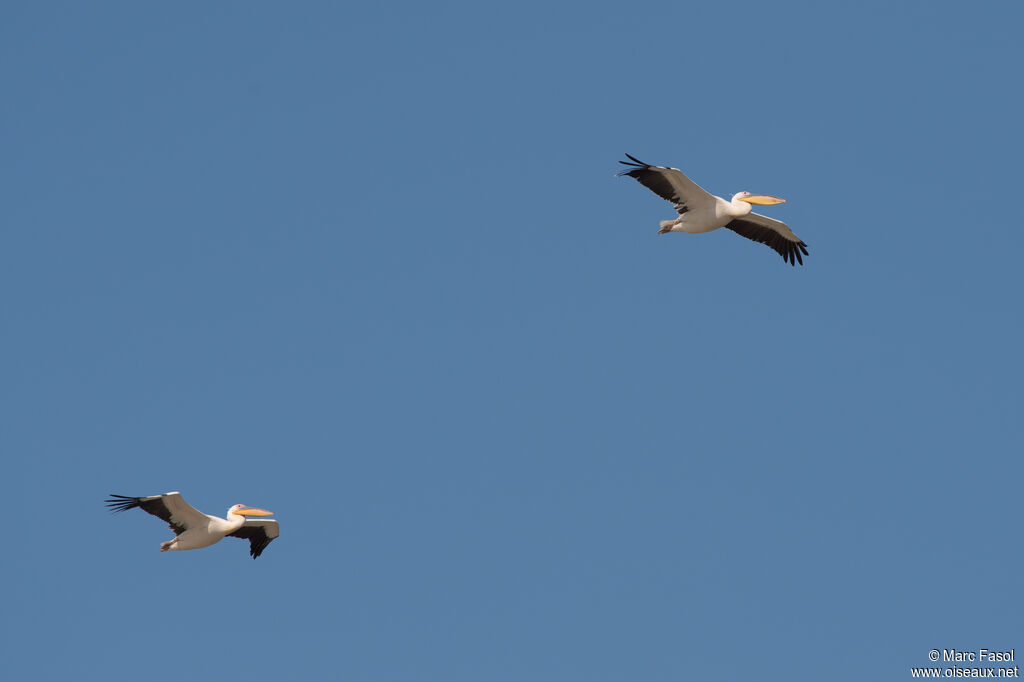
[616,154,716,215]
[105,492,209,536]
[725,212,809,266]
[228,519,280,559]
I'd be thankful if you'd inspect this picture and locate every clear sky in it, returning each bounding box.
[3,2,1022,680]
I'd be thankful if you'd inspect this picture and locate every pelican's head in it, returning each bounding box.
[734,191,786,206]
[229,504,274,517]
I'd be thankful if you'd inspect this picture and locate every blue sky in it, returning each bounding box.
[3,2,1022,680]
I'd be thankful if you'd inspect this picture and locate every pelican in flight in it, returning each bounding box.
[617,154,809,265]
[106,492,279,559]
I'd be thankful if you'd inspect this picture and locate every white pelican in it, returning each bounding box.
[106,492,279,559]
[617,154,809,265]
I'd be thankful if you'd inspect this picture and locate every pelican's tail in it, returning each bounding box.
[659,219,677,234]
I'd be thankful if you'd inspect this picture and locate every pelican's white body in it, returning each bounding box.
[662,193,755,234]
[165,509,247,551]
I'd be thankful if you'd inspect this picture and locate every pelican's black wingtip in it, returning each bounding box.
[616,153,656,178]
[105,494,142,513]
[619,153,650,167]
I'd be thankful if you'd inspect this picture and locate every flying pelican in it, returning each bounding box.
[617,154,809,265]
[106,492,279,559]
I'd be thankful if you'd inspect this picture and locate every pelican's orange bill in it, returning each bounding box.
[237,507,274,517]
[741,195,786,205]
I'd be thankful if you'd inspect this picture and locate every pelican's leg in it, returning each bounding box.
[658,218,682,234]
[160,539,175,551]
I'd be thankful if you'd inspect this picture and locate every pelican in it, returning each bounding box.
[617,154,809,265]
[106,492,279,559]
